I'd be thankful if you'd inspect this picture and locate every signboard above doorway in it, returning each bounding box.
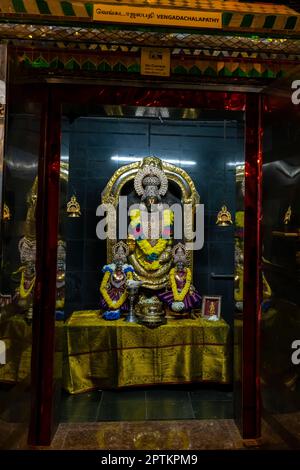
[93,3,222,29]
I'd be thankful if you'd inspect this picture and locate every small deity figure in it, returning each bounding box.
[100,241,134,320]
[205,299,219,322]
[14,236,36,321]
[14,237,67,320]
[209,301,216,316]
[158,243,201,314]
[56,240,66,311]
[8,178,68,321]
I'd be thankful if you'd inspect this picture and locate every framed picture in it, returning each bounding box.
[201,295,222,320]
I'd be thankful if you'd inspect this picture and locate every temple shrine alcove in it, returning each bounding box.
[56,108,241,394]
[1,96,246,439]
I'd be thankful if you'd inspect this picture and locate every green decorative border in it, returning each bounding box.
[1,1,300,35]
[17,50,290,79]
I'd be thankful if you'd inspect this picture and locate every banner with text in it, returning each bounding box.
[93,4,222,29]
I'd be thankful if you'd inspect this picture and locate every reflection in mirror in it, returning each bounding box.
[0,105,40,448]
[261,100,300,446]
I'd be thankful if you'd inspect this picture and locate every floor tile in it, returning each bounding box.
[191,400,233,419]
[60,403,100,422]
[101,390,146,402]
[60,391,101,422]
[61,390,101,403]
[60,413,97,423]
[97,399,146,421]
[60,388,234,423]
[146,399,195,420]
[146,389,190,403]
[190,389,233,402]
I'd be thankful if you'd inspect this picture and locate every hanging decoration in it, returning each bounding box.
[2,203,11,221]
[216,205,233,226]
[67,195,81,217]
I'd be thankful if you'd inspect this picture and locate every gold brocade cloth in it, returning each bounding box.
[64,311,231,394]
[0,315,32,383]
[0,315,64,383]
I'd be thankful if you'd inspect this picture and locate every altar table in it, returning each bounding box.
[63,310,231,394]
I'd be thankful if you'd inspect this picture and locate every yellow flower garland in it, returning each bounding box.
[100,270,132,310]
[136,249,161,270]
[129,209,174,270]
[138,238,168,257]
[170,267,192,302]
[19,269,36,299]
[56,299,65,309]
[135,240,172,270]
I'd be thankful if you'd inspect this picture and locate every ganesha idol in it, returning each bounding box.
[158,243,201,316]
[99,241,135,320]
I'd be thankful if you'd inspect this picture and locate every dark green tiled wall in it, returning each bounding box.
[63,116,244,325]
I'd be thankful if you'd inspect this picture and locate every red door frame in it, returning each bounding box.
[21,84,262,444]
[27,84,62,444]
[243,94,262,438]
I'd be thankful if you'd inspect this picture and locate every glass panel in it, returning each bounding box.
[0,97,40,448]
[58,103,245,423]
[262,81,300,444]
[233,147,245,429]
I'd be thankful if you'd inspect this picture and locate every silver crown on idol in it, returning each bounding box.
[113,241,129,264]
[172,243,188,265]
[134,158,168,202]
[18,237,36,264]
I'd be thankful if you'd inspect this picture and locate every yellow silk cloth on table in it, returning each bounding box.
[0,315,32,383]
[63,310,231,394]
[0,315,64,383]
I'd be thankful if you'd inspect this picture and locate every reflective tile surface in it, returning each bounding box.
[60,386,233,422]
